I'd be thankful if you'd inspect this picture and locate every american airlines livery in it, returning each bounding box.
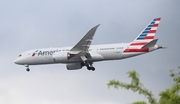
[14,18,163,72]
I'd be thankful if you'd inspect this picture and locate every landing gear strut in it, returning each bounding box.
[80,55,95,71]
[25,65,30,72]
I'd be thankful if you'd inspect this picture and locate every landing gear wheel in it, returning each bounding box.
[87,67,95,71]
[87,67,91,70]
[26,68,30,72]
[91,67,95,71]
[83,61,95,71]
[24,65,30,72]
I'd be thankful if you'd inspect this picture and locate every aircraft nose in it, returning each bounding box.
[14,58,22,65]
[14,59,18,64]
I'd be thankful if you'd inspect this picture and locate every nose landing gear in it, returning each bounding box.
[26,68,30,72]
[25,65,30,72]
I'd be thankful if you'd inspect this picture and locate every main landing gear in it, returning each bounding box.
[25,65,30,72]
[83,61,95,71]
[80,55,95,71]
[87,66,95,71]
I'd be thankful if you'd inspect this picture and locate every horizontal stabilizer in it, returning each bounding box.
[142,39,158,48]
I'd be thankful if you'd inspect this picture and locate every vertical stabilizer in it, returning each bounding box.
[129,18,161,49]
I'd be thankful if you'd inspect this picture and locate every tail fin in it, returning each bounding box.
[130,18,161,48]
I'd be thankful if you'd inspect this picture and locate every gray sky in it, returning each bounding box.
[0,0,180,104]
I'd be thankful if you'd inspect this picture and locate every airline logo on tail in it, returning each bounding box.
[124,18,161,53]
[135,18,161,41]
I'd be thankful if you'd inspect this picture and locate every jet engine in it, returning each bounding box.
[66,63,82,70]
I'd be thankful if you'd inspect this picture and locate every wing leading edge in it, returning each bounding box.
[68,24,100,59]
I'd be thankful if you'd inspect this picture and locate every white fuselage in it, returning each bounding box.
[14,43,158,66]
[14,18,162,71]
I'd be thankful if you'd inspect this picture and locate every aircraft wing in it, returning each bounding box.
[68,24,100,59]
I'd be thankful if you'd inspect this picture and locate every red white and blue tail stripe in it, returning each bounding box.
[124,18,161,53]
[130,18,160,48]
[135,18,160,40]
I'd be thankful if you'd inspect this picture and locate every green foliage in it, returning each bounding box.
[159,67,180,104]
[132,101,147,104]
[108,70,157,104]
[107,67,180,104]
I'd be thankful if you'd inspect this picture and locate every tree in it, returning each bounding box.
[107,67,180,104]
[158,67,180,104]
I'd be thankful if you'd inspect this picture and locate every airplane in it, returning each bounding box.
[14,18,163,72]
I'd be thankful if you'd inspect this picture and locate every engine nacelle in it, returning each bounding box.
[66,63,82,70]
[52,52,68,62]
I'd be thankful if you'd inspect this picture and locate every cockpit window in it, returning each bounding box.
[18,54,22,57]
